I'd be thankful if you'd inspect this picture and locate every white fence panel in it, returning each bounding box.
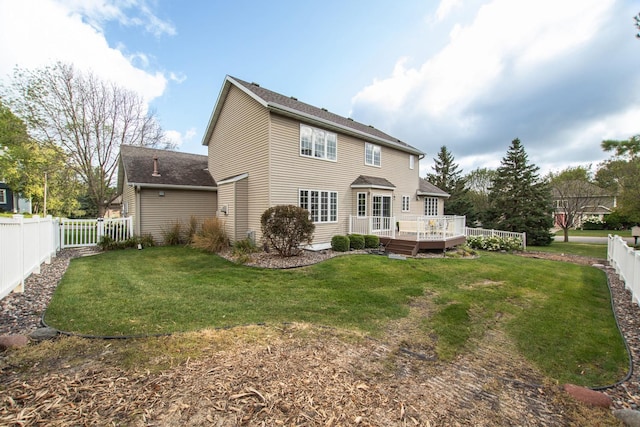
[61,217,132,248]
[608,234,640,304]
[0,215,60,300]
[465,227,527,250]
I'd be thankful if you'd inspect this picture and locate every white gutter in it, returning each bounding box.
[127,182,217,191]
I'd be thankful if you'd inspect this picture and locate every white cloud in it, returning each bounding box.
[164,128,197,148]
[351,0,631,175]
[0,0,174,102]
[435,0,462,22]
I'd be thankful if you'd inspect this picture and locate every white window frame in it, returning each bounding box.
[409,155,415,170]
[365,142,381,167]
[424,197,438,216]
[299,189,338,223]
[300,124,337,161]
[402,195,410,212]
[357,192,367,217]
[0,189,6,204]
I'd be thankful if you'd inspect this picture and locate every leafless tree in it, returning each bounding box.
[3,62,171,216]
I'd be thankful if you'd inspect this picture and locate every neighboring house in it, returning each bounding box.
[552,182,617,228]
[0,182,32,214]
[117,145,217,242]
[201,75,461,251]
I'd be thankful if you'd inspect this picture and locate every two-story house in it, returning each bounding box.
[119,75,465,253]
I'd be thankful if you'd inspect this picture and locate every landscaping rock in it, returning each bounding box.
[29,327,59,341]
[563,383,612,408]
[0,335,28,351]
[613,409,640,427]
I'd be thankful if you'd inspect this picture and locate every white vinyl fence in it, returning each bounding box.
[465,227,527,250]
[0,215,60,300]
[60,217,133,248]
[608,234,640,304]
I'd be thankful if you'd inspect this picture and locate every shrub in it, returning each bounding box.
[466,235,523,252]
[261,205,315,257]
[161,220,185,246]
[97,234,156,251]
[348,234,365,250]
[364,234,380,248]
[583,217,605,230]
[186,215,200,244]
[191,217,229,253]
[331,235,350,252]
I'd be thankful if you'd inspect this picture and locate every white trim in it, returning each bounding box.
[217,172,249,185]
[127,182,217,191]
[350,184,395,191]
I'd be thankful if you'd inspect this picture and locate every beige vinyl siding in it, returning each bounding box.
[139,189,216,243]
[217,184,235,240]
[207,85,269,242]
[122,180,136,224]
[269,114,421,244]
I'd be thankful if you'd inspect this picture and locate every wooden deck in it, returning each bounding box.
[380,235,467,256]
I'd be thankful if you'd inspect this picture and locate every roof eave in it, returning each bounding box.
[417,191,450,198]
[268,103,424,156]
[350,184,396,191]
[128,182,217,191]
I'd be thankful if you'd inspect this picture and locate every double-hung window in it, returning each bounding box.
[424,197,438,216]
[365,143,381,167]
[299,189,338,223]
[357,192,367,217]
[0,189,6,204]
[402,195,410,212]
[300,124,337,161]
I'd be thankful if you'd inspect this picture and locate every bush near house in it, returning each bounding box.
[331,235,350,252]
[97,234,155,251]
[348,234,365,250]
[364,234,380,248]
[261,205,315,257]
[191,217,229,253]
[582,218,605,230]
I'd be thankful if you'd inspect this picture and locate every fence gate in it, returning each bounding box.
[60,217,133,248]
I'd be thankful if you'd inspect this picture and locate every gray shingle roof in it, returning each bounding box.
[119,145,215,188]
[350,175,396,189]
[202,75,424,156]
[418,179,450,198]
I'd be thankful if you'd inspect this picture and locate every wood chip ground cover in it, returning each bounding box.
[0,323,619,426]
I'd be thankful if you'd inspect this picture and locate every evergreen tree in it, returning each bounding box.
[485,139,553,246]
[426,146,477,224]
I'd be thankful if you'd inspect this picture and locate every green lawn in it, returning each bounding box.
[45,246,628,386]
[528,242,608,259]
[555,228,630,238]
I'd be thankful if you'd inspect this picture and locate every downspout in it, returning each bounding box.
[135,185,141,236]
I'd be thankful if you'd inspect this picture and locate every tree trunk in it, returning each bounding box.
[563,227,569,243]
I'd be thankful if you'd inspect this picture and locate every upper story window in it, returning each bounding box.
[365,143,381,167]
[424,197,438,216]
[300,124,337,161]
[409,155,415,170]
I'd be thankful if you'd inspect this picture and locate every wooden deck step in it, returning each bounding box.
[384,239,419,256]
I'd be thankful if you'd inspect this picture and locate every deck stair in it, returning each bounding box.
[384,239,419,256]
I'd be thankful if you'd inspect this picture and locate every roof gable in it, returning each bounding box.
[119,145,216,189]
[202,75,424,156]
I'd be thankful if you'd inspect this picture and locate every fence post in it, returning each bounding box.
[97,218,104,243]
[12,214,25,293]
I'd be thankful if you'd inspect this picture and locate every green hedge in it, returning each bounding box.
[348,234,365,250]
[331,235,350,252]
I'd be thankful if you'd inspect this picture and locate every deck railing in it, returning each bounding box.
[608,234,640,304]
[349,215,466,241]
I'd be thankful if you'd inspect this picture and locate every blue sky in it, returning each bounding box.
[1,0,639,177]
